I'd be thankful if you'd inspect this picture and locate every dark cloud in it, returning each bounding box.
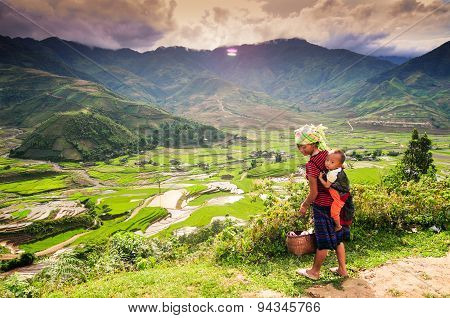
[212,7,230,24]
[0,0,177,50]
[390,0,448,16]
[324,32,389,54]
[255,0,318,17]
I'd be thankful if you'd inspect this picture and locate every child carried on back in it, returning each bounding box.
[318,149,351,231]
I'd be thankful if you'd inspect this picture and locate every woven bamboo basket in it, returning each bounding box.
[286,231,316,256]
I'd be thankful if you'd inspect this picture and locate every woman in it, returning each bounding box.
[294,124,348,280]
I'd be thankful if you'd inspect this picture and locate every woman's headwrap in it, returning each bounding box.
[294,124,329,151]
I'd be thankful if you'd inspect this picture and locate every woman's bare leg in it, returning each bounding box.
[308,249,328,277]
[335,243,348,276]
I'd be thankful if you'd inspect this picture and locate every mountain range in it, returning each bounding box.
[0,35,448,160]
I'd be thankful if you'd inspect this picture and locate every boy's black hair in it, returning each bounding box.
[330,149,346,163]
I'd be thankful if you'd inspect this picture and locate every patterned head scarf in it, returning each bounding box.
[294,124,329,151]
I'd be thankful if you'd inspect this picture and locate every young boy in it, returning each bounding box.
[318,149,351,231]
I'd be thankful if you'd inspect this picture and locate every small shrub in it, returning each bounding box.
[136,256,156,270]
[1,274,38,298]
[39,252,88,287]
[108,232,152,264]
[0,252,35,272]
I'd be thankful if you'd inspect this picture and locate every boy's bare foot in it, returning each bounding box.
[296,268,320,280]
[329,267,348,277]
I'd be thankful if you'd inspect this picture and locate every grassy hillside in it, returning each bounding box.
[0,65,225,161]
[342,42,450,128]
[0,64,173,128]
[10,112,139,161]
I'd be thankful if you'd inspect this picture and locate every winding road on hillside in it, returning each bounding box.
[216,98,234,116]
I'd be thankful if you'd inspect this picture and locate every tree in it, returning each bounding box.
[275,152,282,163]
[399,129,436,181]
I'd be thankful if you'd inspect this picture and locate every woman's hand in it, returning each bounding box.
[299,203,308,215]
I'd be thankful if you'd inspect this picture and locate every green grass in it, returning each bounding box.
[0,246,9,255]
[247,160,298,178]
[346,167,385,185]
[187,191,233,206]
[0,158,53,176]
[87,170,139,185]
[0,175,69,195]
[11,209,31,220]
[186,184,208,196]
[20,228,86,254]
[88,188,164,215]
[231,178,254,193]
[44,229,449,298]
[159,195,264,236]
[73,207,168,245]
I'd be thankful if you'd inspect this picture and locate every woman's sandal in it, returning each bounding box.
[296,268,319,280]
[329,267,349,277]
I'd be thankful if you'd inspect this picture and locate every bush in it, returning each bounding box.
[177,220,231,247]
[0,252,35,272]
[0,274,38,298]
[10,214,96,241]
[108,232,152,264]
[39,251,89,287]
[353,176,449,229]
[136,256,157,270]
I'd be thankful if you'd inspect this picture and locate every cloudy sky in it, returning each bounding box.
[1,0,449,56]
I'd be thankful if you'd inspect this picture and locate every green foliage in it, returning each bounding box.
[156,121,225,148]
[353,176,449,229]
[11,112,139,161]
[385,129,436,185]
[186,184,208,196]
[400,129,436,181]
[12,209,31,220]
[20,229,85,254]
[74,207,168,244]
[136,256,157,270]
[0,253,35,273]
[215,181,310,263]
[0,175,68,195]
[108,232,153,265]
[39,251,89,288]
[10,215,95,241]
[0,274,38,298]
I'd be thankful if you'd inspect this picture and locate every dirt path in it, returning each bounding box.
[0,261,50,279]
[307,252,450,298]
[125,195,156,221]
[216,97,234,116]
[34,232,88,257]
[347,120,354,131]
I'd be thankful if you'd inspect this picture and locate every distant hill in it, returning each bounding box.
[0,65,225,160]
[376,56,412,65]
[10,112,139,161]
[343,42,450,128]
